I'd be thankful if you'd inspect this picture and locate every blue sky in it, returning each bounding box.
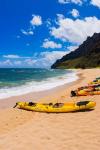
[0,0,100,68]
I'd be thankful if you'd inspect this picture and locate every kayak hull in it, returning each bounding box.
[77,90,100,96]
[16,101,96,113]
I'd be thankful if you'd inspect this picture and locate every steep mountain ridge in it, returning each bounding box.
[51,33,100,69]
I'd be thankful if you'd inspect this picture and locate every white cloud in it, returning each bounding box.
[70,9,80,18]
[0,59,23,67]
[21,29,34,36]
[91,0,100,8]
[50,16,100,44]
[0,47,79,68]
[14,61,22,65]
[46,19,52,27]
[67,45,78,52]
[4,59,12,65]
[40,51,66,60]
[3,55,30,59]
[33,51,67,68]
[0,51,67,68]
[0,59,13,66]
[58,0,83,5]
[57,14,65,20]
[30,15,42,26]
[42,39,62,49]
[3,55,21,59]
[24,59,37,66]
[21,15,42,36]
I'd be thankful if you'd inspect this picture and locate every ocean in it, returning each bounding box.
[0,68,78,99]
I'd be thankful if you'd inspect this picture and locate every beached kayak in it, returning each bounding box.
[71,90,100,96]
[89,81,100,85]
[14,101,96,113]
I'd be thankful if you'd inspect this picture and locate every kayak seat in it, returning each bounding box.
[76,101,89,107]
[53,103,64,108]
[49,103,53,106]
[28,102,36,106]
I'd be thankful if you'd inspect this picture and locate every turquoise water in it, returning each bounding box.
[0,68,78,99]
[0,68,71,88]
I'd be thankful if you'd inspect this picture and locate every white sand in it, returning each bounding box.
[0,69,100,150]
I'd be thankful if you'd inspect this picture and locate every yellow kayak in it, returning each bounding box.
[89,81,100,85]
[71,90,100,96]
[77,90,100,96]
[14,101,96,113]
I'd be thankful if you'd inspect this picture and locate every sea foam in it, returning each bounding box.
[0,71,78,99]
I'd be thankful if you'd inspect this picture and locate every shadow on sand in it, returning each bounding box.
[16,108,95,114]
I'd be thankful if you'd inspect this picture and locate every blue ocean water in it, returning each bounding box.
[0,68,78,99]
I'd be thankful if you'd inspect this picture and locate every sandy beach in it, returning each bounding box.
[0,68,100,150]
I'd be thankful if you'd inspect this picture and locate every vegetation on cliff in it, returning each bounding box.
[51,33,100,69]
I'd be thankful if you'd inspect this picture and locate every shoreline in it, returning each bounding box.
[0,69,78,100]
[0,70,81,109]
[0,68,100,150]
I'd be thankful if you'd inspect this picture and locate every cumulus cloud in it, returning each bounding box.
[58,0,83,5]
[46,18,52,27]
[24,59,37,66]
[50,16,100,44]
[42,39,62,49]
[57,14,65,20]
[70,9,80,18]
[22,51,67,68]
[0,59,13,66]
[30,15,42,26]
[20,15,42,36]
[3,55,30,59]
[4,59,13,65]
[1,45,79,68]
[91,0,100,8]
[40,51,66,60]
[0,51,68,68]
[14,61,22,65]
[32,51,67,68]
[0,59,23,67]
[3,55,21,59]
[66,45,78,52]
[21,29,34,36]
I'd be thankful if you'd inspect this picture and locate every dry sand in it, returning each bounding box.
[0,69,100,150]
